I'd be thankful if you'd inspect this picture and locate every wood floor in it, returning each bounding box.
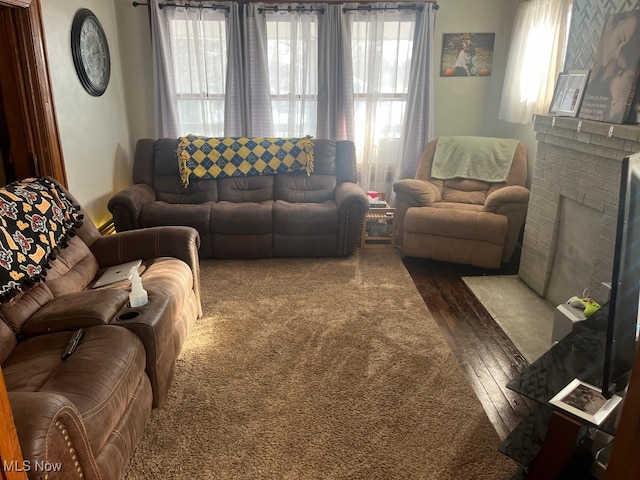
[402,249,537,441]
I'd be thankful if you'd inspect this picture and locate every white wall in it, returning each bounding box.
[114,0,155,151]
[41,0,133,226]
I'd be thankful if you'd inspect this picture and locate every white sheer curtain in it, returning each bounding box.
[348,5,416,198]
[499,0,572,124]
[265,8,319,137]
[151,1,229,137]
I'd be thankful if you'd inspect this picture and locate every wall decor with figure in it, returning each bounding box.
[564,0,640,72]
[440,33,495,77]
[578,9,640,124]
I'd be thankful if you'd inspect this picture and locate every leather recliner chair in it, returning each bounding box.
[393,137,530,268]
[0,178,201,479]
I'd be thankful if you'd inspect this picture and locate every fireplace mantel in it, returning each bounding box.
[531,114,640,159]
[519,115,640,306]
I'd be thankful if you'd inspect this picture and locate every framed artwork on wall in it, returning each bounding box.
[579,9,640,124]
[440,33,495,77]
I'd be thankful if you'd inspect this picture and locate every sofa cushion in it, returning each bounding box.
[22,289,129,336]
[0,285,54,334]
[274,172,336,203]
[44,236,101,296]
[2,325,147,454]
[405,206,508,244]
[154,175,218,204]
[210,201,273,234]
[140,202,211,232]
[273,200,339,235]
[441,189,488,205]
[311,139,337,175]
[0,236,100,335]
[153,138,180,176]
[217,176,274,203]
[441,178,490,205]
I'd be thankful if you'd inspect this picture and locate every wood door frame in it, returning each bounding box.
[0,368,26,480]
[0,4,64,473]
[1,0,67,186]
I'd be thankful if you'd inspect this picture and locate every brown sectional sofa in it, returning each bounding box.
[0,179,201,479]
[108,138,369,258]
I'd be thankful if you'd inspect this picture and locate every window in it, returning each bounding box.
[266,13,318,137]
[350,12,415,195]
[499,0,572,124]
[168,8,227,136]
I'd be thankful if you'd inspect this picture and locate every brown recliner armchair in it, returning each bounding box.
[393,136,530,268]
[0,178,201,479]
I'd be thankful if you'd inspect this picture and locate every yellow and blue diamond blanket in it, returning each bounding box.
[177,135,314,187]
[0,177,83,301]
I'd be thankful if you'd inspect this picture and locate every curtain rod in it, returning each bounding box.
[343,3,438,13]
[133,1,438,9]
[132,2,229,10]
[258,5,325,14]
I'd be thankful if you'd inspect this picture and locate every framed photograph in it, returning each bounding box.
[549,72,569,115]
[549,379,622,425]
[579,9,640,123]
[440,33,495,77]
[555,70,590,117]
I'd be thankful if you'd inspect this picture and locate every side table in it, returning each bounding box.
[360,204,396,249]
[499,308,617,478]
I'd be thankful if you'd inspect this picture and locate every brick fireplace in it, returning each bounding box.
[519,115,640,307]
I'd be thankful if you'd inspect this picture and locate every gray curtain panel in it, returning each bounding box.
[317,4,355,141]
[223,3,247,137]
[395,3,436,183]
[150,0,180,137]
[225,3,274,136]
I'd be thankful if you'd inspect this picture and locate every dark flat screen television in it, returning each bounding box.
[603,152,640,398]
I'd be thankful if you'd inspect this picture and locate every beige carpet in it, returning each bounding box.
[126,251,517,479]
[462,275,555,363]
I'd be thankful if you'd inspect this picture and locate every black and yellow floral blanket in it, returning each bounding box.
[0,177,82,301]
[177,135,314,187]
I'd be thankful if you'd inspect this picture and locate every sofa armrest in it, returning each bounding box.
[335,182,369,256]
[335,182,369,210]
[22,290,129,336]
[89,226,202,316]
[107,184,156,231]
[483,186,530,214]
[9,392,102,480]
[393,179,441,207]
[90,226,199,267]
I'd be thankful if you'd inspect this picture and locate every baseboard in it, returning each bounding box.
[98,218,116,236]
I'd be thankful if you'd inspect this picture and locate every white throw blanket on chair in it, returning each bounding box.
[431,136,519,182]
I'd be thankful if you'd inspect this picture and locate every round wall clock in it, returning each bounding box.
[71,8,111,97]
